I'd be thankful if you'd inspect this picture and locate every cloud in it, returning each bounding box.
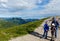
[7,0,36,9]
[0,0,60,19]
[36,0,51,6]
[0,3,7,8]
[45,0,60,11]
[0,0,8,8]
[0,0,8,2]
[7,0,50,10]
[0,0,51,12]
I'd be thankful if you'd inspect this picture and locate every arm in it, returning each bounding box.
[56,21,59,27]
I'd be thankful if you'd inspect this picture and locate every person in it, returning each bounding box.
[43,21,49,39]
[51,17,59,38]
[51,23,56,41]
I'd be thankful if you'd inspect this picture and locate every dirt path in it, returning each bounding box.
[9,17,60,41]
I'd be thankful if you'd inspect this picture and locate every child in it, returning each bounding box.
[51,23,56,41]
[43,21,49,39]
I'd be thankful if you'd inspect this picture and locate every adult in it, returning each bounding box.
[51,23,56,41]
[51,17,59,38]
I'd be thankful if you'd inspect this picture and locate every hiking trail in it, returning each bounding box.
[9,17,60,41]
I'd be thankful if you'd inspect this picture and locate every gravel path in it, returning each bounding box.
[9,17,60,41]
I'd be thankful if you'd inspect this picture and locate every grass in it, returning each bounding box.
[0,17,49,41]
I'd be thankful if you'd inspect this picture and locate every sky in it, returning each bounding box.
[0,0,60,19]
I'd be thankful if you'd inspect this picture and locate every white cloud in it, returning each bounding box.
[15,0,35,9]
[36,0,60,15]
[1,3,7,8]
[0,0,50,9]
[0,0,8,8]
[7,0,46,9]
[0,0,60,18]
[45,0,60,11]
[0,0,8,2]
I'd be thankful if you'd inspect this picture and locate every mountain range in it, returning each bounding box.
[0,17,39,28]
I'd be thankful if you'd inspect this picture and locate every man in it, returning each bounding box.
[43,21,49,39]
[51,17,59,38]
[51,23,56,41]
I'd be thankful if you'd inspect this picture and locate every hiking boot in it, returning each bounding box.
[44,37,47,39]
[55,36,57,38]
[55,35,57,38]
[52,40,54,41]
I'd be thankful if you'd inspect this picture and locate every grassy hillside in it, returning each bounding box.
[0,17,49,41]
[0,18,27,29]
[0,18,39,30]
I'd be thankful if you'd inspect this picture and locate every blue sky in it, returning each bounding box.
[0,0,60,19]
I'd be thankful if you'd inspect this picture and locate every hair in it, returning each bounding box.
[45,21,48,24]
[52,17,55,20]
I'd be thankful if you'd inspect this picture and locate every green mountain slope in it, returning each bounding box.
[0,18,27,29]
[0,18,39,30]
[0,17,49,41]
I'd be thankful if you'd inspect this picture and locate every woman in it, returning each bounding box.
[51,17,59,38]
[51,23,56,41]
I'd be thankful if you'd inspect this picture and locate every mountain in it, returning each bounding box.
[0,17,39,28]
[5,17,27,24]
[24,19,39,22]
[0,17,26,28]
[4,17,39,24]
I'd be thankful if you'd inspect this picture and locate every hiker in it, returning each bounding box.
[51,17,59,38]
[51,23,56,41]
[43,21,49,39]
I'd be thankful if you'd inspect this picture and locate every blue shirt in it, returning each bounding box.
[44,24,49,32]
[52,20,59,29]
